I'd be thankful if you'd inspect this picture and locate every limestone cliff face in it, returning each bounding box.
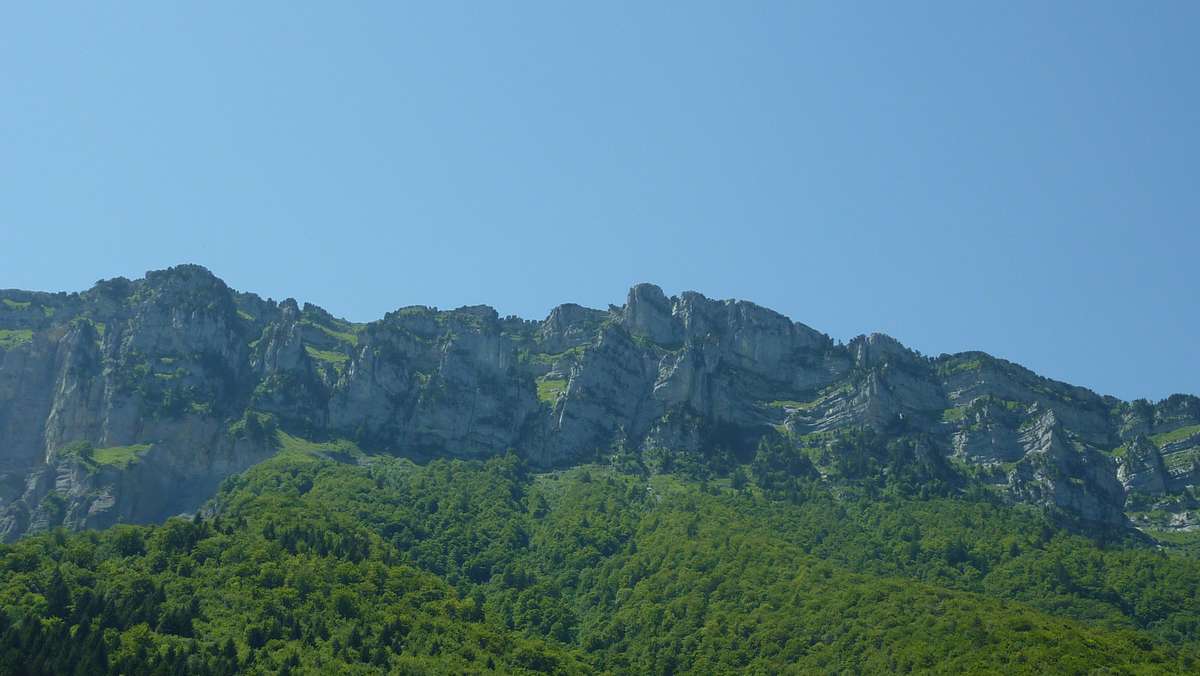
[1,266,1197,539]
[1117,437,1169,496]
[0,266,274,540]
[1006,409,1127,526]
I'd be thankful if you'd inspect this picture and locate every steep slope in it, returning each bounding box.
[0,265,1197,540]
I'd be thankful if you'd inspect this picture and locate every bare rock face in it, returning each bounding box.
[0,265,275,540]
[0,330,64,476]
[0,417,275,541]
[546,324,661,462]
[952,398,1024,464]
[623,283,679,346]
[1,266,1197,539]
[404,309,536,457]
[1007,409,1127,526]
[247,299,330,430]
[1117,437,1168,496]
[538,303,606,355]
[938,353,1115,448]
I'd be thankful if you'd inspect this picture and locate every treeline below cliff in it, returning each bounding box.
[2,433,1199,675]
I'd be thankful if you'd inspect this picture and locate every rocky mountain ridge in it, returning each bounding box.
[1,264,1197,540]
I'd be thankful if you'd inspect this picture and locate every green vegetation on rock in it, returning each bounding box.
[536,377,568,404]
[1164,449,1200,472]
[93,444,153,468]
[942,406,967,423]
[525,345,587,366]
[939,357,986,376]
[0,329,32,349]
[1153,425,1200,448]
[275,431,363,463]
[302,319,361,346]
[305,345,350,366]
[767,398,818,411]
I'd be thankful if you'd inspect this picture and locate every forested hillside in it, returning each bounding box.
[2,431,1198,674]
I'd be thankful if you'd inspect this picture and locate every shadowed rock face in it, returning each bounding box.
[1,265,1197,539]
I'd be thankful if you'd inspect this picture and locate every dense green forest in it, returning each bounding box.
[2,431,1199,674]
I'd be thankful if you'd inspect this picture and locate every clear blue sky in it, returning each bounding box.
[1,2,1196,402]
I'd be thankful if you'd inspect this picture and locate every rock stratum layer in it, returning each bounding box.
[1,265,1197,540]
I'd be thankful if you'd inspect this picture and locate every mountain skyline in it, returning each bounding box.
[2,263,1197,542]
[4,262,1190,405]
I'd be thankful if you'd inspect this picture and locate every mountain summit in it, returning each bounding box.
[1,265,1197,540]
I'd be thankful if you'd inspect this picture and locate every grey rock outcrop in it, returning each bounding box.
[952,398,1025,464]
[1,266,1197,539]
[1117,437,1169,496]
[538,303,606,355]
[623,283,679,346]
[1006,409,1127,526]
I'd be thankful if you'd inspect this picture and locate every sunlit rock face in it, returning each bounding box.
[1,265,1196,539]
